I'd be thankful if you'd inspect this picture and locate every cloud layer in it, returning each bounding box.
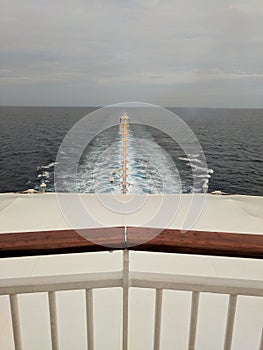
[0,0,263,106]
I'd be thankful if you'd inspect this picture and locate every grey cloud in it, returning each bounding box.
[0,0,262,106]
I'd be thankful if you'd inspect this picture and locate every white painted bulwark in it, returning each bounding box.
[0,193,262,235]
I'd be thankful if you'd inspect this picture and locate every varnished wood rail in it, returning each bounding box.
[0,227,262,258]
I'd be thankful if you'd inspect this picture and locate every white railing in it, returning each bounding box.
[0,250,263,350]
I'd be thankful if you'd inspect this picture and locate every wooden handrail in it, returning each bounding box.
[128,227,263,259]
[0,227,262,259]
[0,227,124,258]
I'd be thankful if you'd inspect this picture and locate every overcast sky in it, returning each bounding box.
[0,0,263,107]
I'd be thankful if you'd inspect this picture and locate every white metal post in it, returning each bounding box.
[48,291,59,350]
[259,327,263,350]
[123,249,129,350]
[188,291,200,350]
[9,294,23,350]
[86,289,94,350]
[224,294,237,350]
[154,289,163,350]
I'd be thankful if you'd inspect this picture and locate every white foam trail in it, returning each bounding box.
[190,164,208,172]
[76,129,182,194]
[38,171,50,178]
[178,157,202,164]
[188,154,200,158]
[38,162,59,170]
[195,174,211,178]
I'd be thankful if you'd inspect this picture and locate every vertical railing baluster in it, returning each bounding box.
[224,294,237,350]
[86,289,94,350]
[188,291,200,350]
[123,249,129,350]
[9,294,23,350]
[154,289,163,350]
[48,291,59,350]
[259,327,263,350]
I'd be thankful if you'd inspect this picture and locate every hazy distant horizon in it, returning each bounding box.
[1,104,263,110]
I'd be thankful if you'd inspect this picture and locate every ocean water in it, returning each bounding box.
[0,106,262,195]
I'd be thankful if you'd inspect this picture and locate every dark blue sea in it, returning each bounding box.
[0,106,262,196]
